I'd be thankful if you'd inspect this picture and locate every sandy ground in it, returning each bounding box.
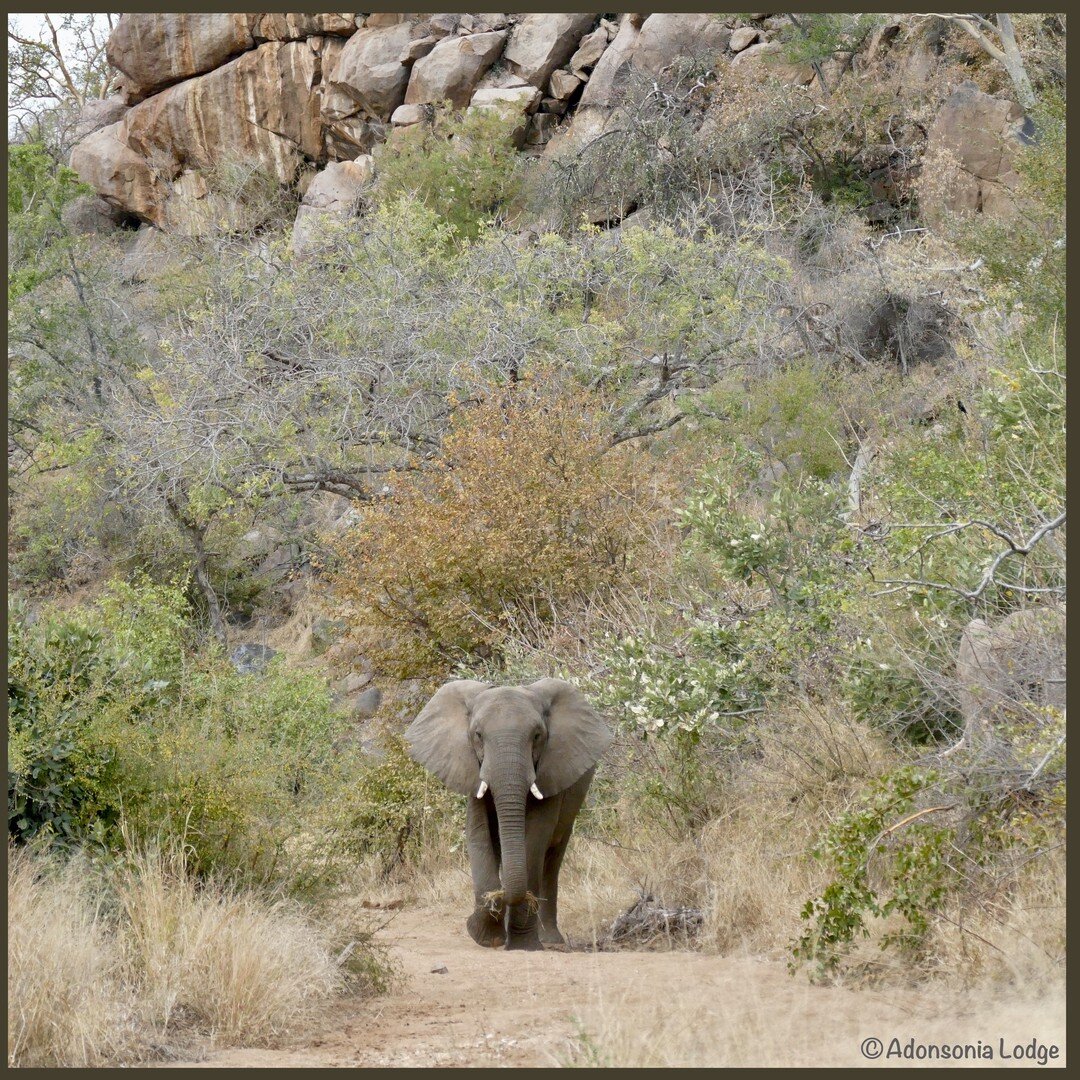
[159,908,1066,1069]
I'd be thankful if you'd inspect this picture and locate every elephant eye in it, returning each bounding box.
[533,730,542,742]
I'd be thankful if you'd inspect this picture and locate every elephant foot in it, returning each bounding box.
[538,926,565,946]
[467,908,506,949]
[505,934,544,951]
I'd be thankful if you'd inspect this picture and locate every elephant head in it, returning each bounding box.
[406,679,611,906]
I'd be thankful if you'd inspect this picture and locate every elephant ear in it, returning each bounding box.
[528,678,612,797]
[405,680,491,796]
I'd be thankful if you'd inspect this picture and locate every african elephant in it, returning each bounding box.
[406,678,611,951]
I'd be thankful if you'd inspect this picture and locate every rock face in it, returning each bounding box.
[579,15,640,107]
[74,40,324,229]
[923,81,1034,221]
[107,14,257,99]
[956,607,1066,753]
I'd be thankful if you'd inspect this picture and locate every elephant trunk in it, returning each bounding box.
[490,761,530,907]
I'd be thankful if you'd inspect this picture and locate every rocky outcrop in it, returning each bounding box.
[75,12,958,234]
[922,81,1034,221]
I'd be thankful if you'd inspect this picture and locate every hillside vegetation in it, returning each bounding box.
[7,12,1065,1067]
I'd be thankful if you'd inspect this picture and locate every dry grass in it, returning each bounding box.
[7,845,356,1068]
[8,847,125,1067]
[561,974,1066,1067]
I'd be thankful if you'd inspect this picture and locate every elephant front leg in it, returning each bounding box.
[504,840,545,951]
[466,795,505,948]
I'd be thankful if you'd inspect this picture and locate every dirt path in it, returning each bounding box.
[162,908,1066,1069]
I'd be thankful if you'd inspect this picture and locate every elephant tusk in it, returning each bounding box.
[476,781,488,799]
[530,783,544,800]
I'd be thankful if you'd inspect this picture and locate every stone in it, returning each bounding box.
[956,607,1066,753]
[353,686,383,719]
[391,103,433,127]
[230,643,277,675]
[324,115,381,160]
[404,30,507,109]
[340,671,373,695]
[568,26,608,78]
[541,96,569,116]
[427,14,461,37]
[633,13,732,74]
[60,193,131,234]
[548,69,582,101]
[729,27,761,52]
[366,13,407,29]
[72,97,129,144]
[292,156,373,255]
[107,14,256,98]
[70,120,163,225]
[323,22,414,121]
[502,13,596,89]
[302,156,374,210]
[730,40,815,85]
[922,81,1033,222]
[400,35,440,63]
[469,85,542,115]
[579,16,640,107]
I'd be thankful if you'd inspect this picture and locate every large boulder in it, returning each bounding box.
[956,607,1066,753]
[632,13,731,75]
[568,25,610,79]
[502,13,597,89]
[107,14,256,100]
[729,40,815,85]
[922,81,1034,222]
[578,15,640,107]
[60,193,131,234]
[404,30,507,109]
[254,13,357,41]
[292,156,373,255]
[71,96,129,144]
[70,121,164,224]
[322,22,414,122]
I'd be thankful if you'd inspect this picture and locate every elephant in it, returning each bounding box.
[405,678,611,951]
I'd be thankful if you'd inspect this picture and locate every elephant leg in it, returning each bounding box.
[538,834,571,945]
[504,858,545,951]
[504,796,557,951]
[465,794,505,948]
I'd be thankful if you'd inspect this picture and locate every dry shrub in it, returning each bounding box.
[115,847,345,1043]
[7,847,124,1067]
[329,385,664,677]
[7,845,354,1067]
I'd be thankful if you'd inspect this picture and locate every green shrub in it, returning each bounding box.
[373,101,524,242]
[7,578,351,886]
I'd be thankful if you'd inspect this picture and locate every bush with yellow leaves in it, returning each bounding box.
[328,386,663,678]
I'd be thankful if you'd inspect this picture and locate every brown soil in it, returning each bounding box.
[158,907,1066,1069]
